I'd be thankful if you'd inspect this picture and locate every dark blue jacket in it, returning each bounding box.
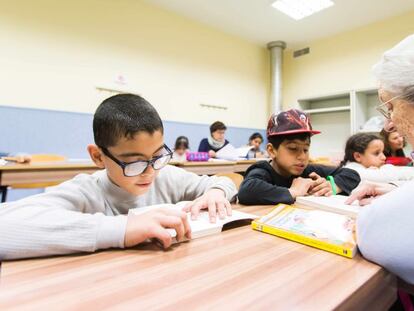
[198,138,229,152]
[238,161,360,205]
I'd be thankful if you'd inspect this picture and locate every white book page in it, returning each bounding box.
[215,144,239,161]
[295,195,360,217]
[130,202,256,240]
[235,146,254,158]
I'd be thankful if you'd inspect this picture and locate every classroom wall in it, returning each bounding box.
[282,10,414,106]
[0,0,270,129]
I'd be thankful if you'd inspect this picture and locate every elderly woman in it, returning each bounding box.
[347,34,414,285]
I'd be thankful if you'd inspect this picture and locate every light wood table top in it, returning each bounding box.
[0,161,98,171]
[172,159,261,175]
[0,205,396,310]
[234,159,262,173]
[0,161,99,187]
[172,161,237,175]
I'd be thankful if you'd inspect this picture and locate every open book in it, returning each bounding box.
[295,195,360,218]
[130,201,256,242]
[252,203,357,258]
[215,144,254,160]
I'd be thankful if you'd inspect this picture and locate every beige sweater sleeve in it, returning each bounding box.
[0,175,127,260]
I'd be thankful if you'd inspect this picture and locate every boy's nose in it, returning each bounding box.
[141,164,155,175]
[298,150,306,160]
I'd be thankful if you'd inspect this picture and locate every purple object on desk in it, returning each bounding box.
[186,152,210,162]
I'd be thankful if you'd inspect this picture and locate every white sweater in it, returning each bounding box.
[344,162,414,184]
[357,181,414,284]
[0,165,237,260]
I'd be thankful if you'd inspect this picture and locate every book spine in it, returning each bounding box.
[251,221,355,259]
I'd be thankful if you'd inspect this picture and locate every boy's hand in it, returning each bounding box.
[345,182,396,206]
[182,188,232,223]
[308,172,333,197]
[289,177,315,199]
[125,208,191,249]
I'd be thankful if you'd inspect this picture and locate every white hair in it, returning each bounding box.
[372,34,414,96]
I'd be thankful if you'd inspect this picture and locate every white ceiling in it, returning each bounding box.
[144,0,414,49]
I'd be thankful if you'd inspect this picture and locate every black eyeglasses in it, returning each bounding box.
[376,93,400,120]
[100,144,173,177]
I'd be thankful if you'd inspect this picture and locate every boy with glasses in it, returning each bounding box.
[0,94,237,260]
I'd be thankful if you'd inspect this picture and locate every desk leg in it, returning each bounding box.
[0,186,7,203]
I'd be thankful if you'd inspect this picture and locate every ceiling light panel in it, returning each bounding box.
[272,0,334,20]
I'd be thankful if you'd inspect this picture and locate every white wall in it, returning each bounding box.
[282,10,414,107]
[281,10,414,158]
[0,0,269,128]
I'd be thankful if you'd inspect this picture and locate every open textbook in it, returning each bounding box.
[130,201,257,242]
[252,203,357,258]
[295,195,360,218]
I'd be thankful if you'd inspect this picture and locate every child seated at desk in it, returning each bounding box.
[198,121,230,158]
[246,132,267,159]
[380,129,412,165]
[172,136,189,162]
[0,94,237,260]
[341,133,414,184]
[238,109,360,205]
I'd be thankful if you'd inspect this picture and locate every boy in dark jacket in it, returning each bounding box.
[238,109,360,205]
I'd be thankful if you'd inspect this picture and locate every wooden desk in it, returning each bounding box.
[234,159,258,173]
[0,161,99,187]
[172,161,236,175]
[171,160,261,175]
[0,205,396,310]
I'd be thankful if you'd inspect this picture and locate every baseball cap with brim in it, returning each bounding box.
[267,109,321,137]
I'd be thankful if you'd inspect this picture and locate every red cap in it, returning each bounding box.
[267,109,321,137]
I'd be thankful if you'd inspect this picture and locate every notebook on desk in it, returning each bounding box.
[130,201,257,241]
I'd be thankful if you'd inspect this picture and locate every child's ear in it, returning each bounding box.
[266,143,277,158]
[353,151,362,163]
[87,144,106,169]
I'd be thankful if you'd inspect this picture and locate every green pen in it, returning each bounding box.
[326,175,337,195]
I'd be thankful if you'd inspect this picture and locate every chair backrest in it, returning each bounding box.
[30,154,66,162]
[215,172,244,190]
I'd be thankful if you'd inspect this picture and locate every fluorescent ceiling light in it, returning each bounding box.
[272,0,334,20]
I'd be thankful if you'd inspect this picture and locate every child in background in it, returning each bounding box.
[238,109,360,205]
[380,129,412,166]
[172,136,189,162]
[198,121,230,158]
[380,129,406,157]
[342,133,414,184]
[0,94,237,260]
[246,132,267,159]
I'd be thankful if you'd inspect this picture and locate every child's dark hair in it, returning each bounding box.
[379,129,406,157]
[93,93,163,148]
[210,121,227,134]
[340,133,381,166]
[268,133,311,149]
[175,136,189,150]
[249,132,263,142]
